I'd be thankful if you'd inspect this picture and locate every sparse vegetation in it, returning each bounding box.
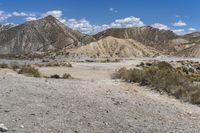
[18,65,41,77]
[0,63,9,68]
[62,73,72,79]
[113,61,200,104]
[36,61,72,67]
[50,73,72,79]
[50,74,60,79]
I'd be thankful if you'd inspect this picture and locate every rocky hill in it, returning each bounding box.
[94,26,177,49]
[176,42,200,57]
[66,36,160,58]
[0,24,14,32]
[182,32,200,43]
[0,16,200,58]
[174,32,200,57]
[0,15,94,55]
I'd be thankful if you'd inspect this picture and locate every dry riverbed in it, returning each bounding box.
[1,58,200,132]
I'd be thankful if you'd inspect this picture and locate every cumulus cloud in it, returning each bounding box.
[172,29,185,35]
[42,10,63,19]
[25,16,37,21]
[151,23,170,30]
[64,18,94,34]
[188,28,196,32]
[110,16,145,28]
[173,20,187,27]
[63,16,145,34]
[12,12,36,17]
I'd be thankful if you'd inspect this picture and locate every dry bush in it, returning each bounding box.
[50,73,72,79]
[62,73,72,79]
[113,61,200,105]
[10,62,21,70]
[0,63,9,68]
[43,61,72,67]
[50,74,60,79]
[18,65,41,77]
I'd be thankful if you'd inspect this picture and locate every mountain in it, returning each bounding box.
[66,36,160,58]
[176,44,200,57]
[182,32,200,43]
[173,32,200,57]
[94,26,178,50]
[0,24,14,32]
[0,15,94,55]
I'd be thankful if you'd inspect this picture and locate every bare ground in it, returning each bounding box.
[1,59,200,132]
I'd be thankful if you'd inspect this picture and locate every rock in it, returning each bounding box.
[0,124,8,132]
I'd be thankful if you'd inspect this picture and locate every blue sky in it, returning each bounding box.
[0,0,199,35]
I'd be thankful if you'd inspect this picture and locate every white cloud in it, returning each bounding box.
[42,10,63,19]
[65,18,94,34]
[110,16,145,28]
[172,29,185,35]
[173,20,187,27]
[188,28,196,32]
[151,23,170,30]
[63,16,145,35]
[25,16,37,21]
[12,12,36,17]
[109,8,118,13]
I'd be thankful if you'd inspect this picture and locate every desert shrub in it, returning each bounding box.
[111,67,127,79]
[145,62,152,67]
[125,68,145,83]
[62,73,72,79]
[140,62,145,67]
[10,62,21,70]
[154,61,173,70]
[0,63,9,68]
[113,61,200,105]
[50,74,60,79]
[189,87,200,104]
[188,68,195,73]
[18,65,41,77]
[45,61,72,67]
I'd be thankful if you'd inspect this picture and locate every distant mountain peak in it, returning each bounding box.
[42,15,58,21]
[0,15,95,55]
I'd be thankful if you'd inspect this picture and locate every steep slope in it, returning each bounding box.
[166,38,195,53]
[0,15,94,55]
[67,36,160,58]
[0,24,14,32]
[174,32,200,57]
[94,26,177,50]
[176,43,200,57]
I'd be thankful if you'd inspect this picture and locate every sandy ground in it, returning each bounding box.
[1,58,200,132]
